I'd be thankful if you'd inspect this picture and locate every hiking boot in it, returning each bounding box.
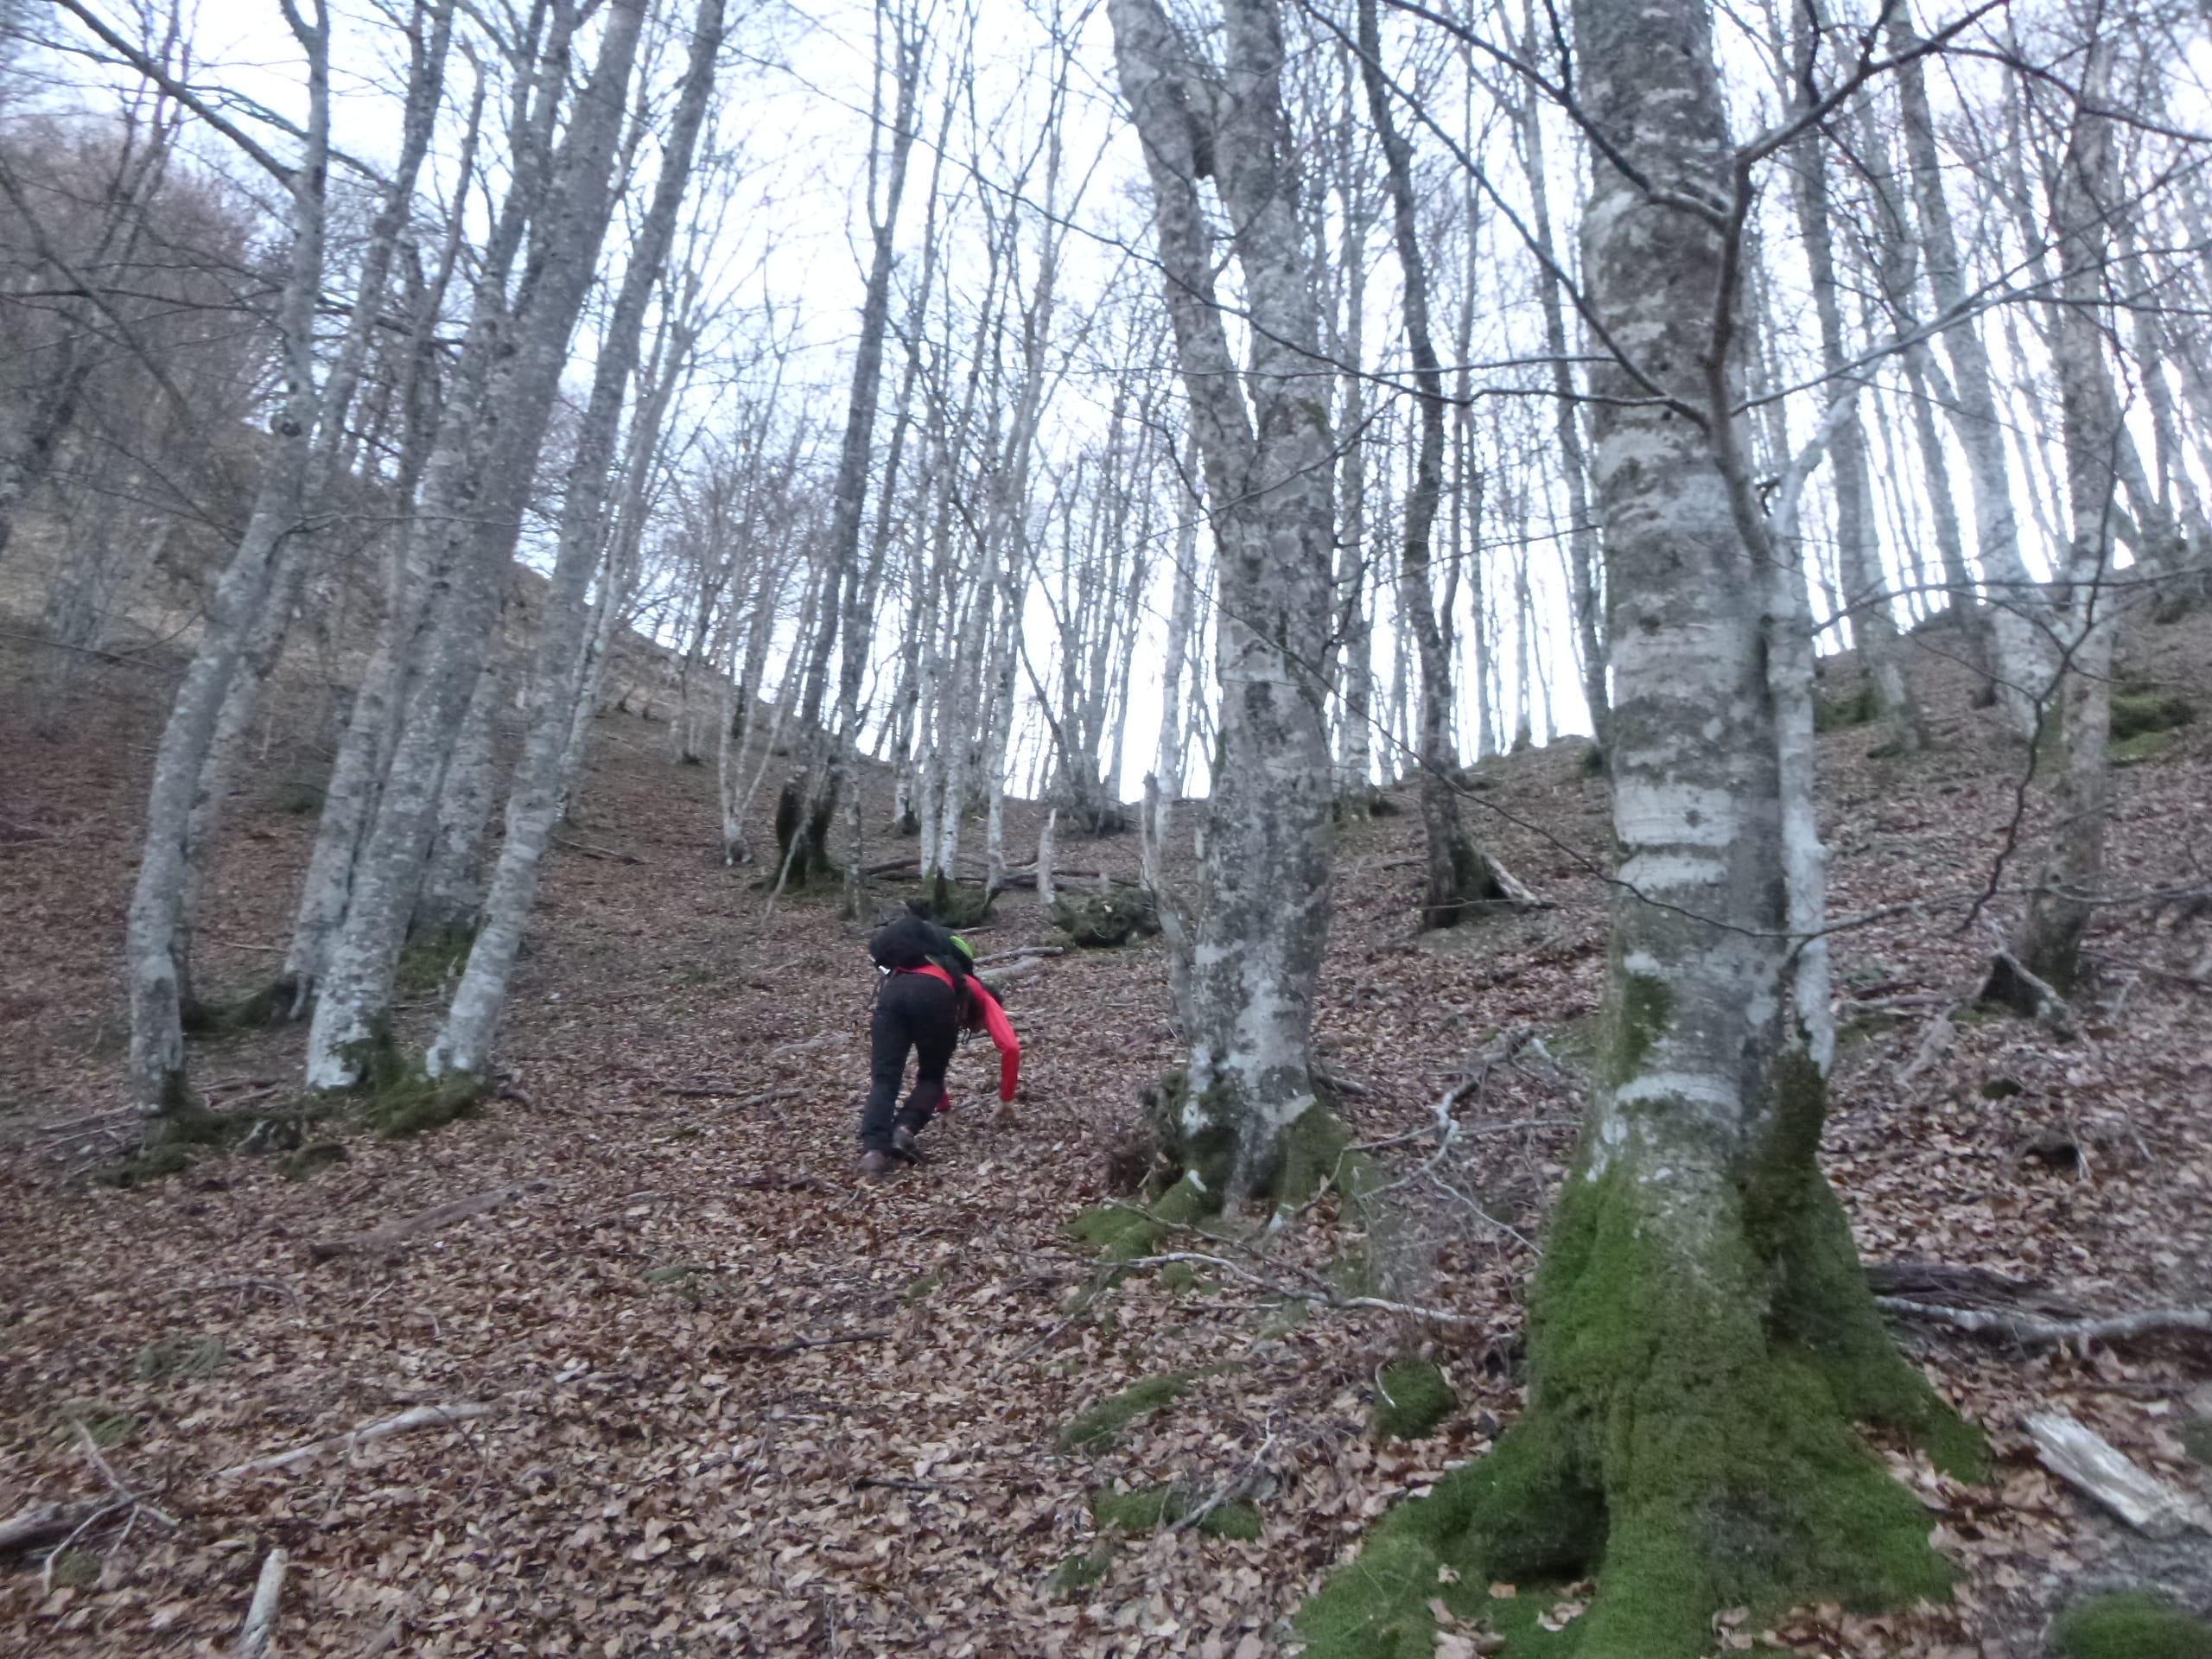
[892,1127,925,1163]
[858,1148,896,1179]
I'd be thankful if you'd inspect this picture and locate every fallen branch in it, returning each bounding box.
[1875,1297,2212,1346]
[973,944,1066,966]
[0,1500,99,1554]
[215,1402,499,1479]
[234,1548,288,1657]
[309,1179,550,1262]
[548,833,644,865]
[725,1329,893,1360]
[853,1476,944,1494]
[2025,1411,2211,1538]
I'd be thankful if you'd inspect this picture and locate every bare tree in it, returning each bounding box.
[1109,0,1338,1200]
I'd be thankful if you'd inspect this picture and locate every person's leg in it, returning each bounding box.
[859,979,921,1152]
[897,1001,958,1136]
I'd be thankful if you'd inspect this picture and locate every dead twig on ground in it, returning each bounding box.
[549,833,644,864]
[309,1179,550,1261]
[215,1402,501,1479]
[725,1330,893,1360]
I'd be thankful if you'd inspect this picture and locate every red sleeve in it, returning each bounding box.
[976,983,1020,1100]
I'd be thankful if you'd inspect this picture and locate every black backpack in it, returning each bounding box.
[868,915,982,1024]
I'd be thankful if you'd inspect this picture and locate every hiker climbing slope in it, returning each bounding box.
[860,915,1020,1177]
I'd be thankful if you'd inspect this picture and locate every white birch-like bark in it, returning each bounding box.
[1152,443,1200,845]
[124,0,331,1114]
[1515,17,1609,753]
[412,644,503,939]
[179,0,458,1006]
[426,0,722,1077]
[1356,0,1522,926]
[308,0,645,1088]
[2015,41,2122,995]
[284,6,573,1003]
[1783,27,1923,749]
[1110,0,1336,1198]
[1891,11,2047,729]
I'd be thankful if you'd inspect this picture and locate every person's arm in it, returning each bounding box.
[973,982,1020,1101]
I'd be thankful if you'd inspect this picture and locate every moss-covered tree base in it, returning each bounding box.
[1299,1161,1983,1659]
[1050,888,1160,947]
[1136,1069,1356,1209]
[903,877,995,928]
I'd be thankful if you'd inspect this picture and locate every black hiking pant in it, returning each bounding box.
[861,970,957,1151]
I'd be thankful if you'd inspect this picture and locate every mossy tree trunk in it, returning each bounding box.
[1304,3,1977,1650]
[1109,0,1337,1203]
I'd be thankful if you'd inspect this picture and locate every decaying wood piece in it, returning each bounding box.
[977,956,1046,992]
[309,1179,550,1261]
[216,1402,499,1479]
[234,1547,288,1658]
[0,1500,99,1554]
[2024,1411,2210,1537]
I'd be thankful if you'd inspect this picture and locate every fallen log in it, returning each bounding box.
[215,1402,499,1479]
[310,1179,550,1262]
[2025,1411,2210,1538]
[0,1499,99,1554]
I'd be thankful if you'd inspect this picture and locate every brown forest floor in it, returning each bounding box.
[2,613,2209,1659]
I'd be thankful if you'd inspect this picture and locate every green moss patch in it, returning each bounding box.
[1059,1370,1206,1451]
[350,1031,485,1137]
[396,928,476,995]
[2109,690,2196,741]
[1051,888,1160,947]
[47,1548,100,1589]
[1815,685,1879,732]
[181,979,296,1035]
[1090,1484,1264,1541]
[1370,1361,1459,1440]
[58,1403,141,1451]
[134,1335,226,1382]
[1200,1499,1264,1541]
[641,1263,719,1306]
[2056,1592,2212,1659]
[2112,729,2179,766]
[1069,1174,1210,1262]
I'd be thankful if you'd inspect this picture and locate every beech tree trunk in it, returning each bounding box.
[308,0,645,1090]
[1306,1,1980,1646]
[424,0,723,1079]
[1355,0,1521,930]
[2013,41,2122,996]
[1783,21,1923,752]
[124,1,332,1117]
[1110,0,1336,1202]
[1891,13,2048,731]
